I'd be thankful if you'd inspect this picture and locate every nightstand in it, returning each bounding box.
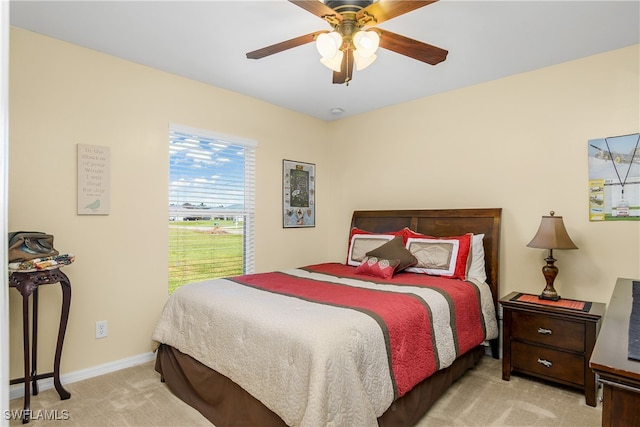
[500,292,605,407]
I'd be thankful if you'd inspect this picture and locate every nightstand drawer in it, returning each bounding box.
[512,341,585,385]
[511,310,585,352]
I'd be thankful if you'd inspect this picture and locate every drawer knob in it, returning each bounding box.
[537,327,553,335]
[537,358,553,368]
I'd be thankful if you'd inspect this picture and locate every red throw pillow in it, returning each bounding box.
[355,256,401,280]
[401,227,434,241]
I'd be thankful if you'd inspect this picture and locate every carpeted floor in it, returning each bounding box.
[9,355,601,426]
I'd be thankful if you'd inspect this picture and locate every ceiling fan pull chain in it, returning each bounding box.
[346,54,350,86]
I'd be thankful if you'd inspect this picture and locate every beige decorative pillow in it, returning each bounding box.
[408,241,454,269]
[347,234,395,266]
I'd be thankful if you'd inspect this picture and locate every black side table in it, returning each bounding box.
[9,268,72,423]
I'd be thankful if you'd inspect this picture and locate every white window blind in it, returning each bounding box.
[168,125,256,293]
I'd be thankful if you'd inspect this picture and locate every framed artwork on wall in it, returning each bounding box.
[588,133,640,221]
[77,143,110,215]
[283,159,315,228]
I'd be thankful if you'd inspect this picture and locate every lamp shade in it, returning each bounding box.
[527,211,578,250]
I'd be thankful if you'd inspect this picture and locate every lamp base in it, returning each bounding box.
[539,292,561,301]
[539,252,560,301]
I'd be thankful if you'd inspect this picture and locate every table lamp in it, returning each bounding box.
[527,211,578,301]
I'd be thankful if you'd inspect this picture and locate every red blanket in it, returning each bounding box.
[304,263,487,357]
[232,263,485,398]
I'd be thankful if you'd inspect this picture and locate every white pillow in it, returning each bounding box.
[467,233,487,282]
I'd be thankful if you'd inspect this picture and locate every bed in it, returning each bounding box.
[153,208,502,426]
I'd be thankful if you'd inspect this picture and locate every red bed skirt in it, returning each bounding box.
[155,343,485,426]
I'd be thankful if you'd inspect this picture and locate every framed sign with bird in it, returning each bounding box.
[77,144,110,215]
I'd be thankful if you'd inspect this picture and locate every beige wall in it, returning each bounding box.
[8,28,331,377]
[8,26,639,377]
[325,44,640,304]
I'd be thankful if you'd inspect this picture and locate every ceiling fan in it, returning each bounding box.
[246,0,448,85]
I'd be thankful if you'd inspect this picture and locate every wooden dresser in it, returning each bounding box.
[501,292,605,407]
[590,277,640,427]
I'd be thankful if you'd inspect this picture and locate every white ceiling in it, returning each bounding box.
[9,0,640,121]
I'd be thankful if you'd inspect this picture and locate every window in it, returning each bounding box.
[168,125,256,293]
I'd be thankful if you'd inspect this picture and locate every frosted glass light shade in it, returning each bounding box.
[353,30,380,58]
[354,51,377,71]
[320,50,344,72]
[316,32,342,59]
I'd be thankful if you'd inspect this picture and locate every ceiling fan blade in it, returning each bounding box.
[357,0,437,25]
[246,31,328,59]
[375,29,448,65]
[289,0,342,23]
[333,49,354,84]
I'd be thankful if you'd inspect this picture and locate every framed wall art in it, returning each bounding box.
[77,143,110,215]
[283,159,315,228]
[588,133,640,221]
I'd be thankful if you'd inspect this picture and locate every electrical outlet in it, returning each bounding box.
[95,320,108,339]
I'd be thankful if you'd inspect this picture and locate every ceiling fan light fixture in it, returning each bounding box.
[246,1,447,85]
[353,51,377,71]
[316,32,342,59]
[320,49,344,72]
[353,30,379,58]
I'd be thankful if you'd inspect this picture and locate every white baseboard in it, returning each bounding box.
[9,352,155,401]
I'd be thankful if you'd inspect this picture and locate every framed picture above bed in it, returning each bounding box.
[283,159,315,228]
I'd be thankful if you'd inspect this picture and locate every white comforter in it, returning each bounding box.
[152,267,498,427]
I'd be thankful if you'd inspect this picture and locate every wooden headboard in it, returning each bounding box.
[350,208,502,312]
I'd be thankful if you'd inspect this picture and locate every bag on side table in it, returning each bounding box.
[8,231,59,263]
